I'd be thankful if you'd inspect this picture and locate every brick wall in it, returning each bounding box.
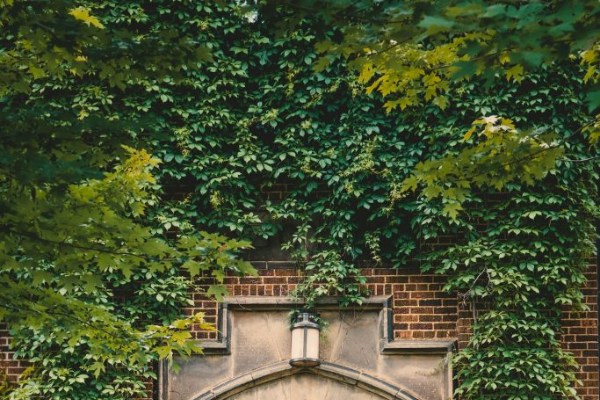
[0,264,598,398]
[0,323,26,386]
[561,264,599,399]
[185,261,599,400]
[186,265,459,342]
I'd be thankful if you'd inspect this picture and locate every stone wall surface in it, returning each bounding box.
[224,374,388,400]
[183,262,599,400]
[170,306,452,400]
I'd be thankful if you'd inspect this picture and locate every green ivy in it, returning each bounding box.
[3,2,597,399]
[146,6,597,398]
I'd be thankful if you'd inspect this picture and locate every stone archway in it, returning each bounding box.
[192,361,420,400]
[226,373,386,400]
[164,297,454,400]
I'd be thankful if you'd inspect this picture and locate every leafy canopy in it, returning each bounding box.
[1,2,253,397]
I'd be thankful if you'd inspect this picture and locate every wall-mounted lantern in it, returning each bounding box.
[289,312,320,367]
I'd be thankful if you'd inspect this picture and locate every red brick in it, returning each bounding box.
[1,261,597,399]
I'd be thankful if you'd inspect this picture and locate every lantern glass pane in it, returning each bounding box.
[290,326,305,360]
[305,327,319,360]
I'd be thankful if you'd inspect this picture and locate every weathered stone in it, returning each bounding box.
[166,297,453,400]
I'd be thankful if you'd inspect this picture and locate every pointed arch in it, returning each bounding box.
[190,360,421,400]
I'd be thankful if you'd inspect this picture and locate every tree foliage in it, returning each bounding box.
[269,0,600,213]
[272,0,599,109]
[1,2,253,397]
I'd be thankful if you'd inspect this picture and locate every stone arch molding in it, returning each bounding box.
[190,360,421,400]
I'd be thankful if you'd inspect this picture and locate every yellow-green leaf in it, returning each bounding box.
[506,64,524,82]
[69,7,104,29]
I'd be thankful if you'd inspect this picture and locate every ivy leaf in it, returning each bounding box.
[206,285,228,301]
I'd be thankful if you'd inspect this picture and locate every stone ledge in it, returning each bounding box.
[380,339,455,355]
[222,295,391,310]
[199,340,229,355]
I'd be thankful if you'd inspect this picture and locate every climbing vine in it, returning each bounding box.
[3,2,598,399]
[148,5,598,398]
